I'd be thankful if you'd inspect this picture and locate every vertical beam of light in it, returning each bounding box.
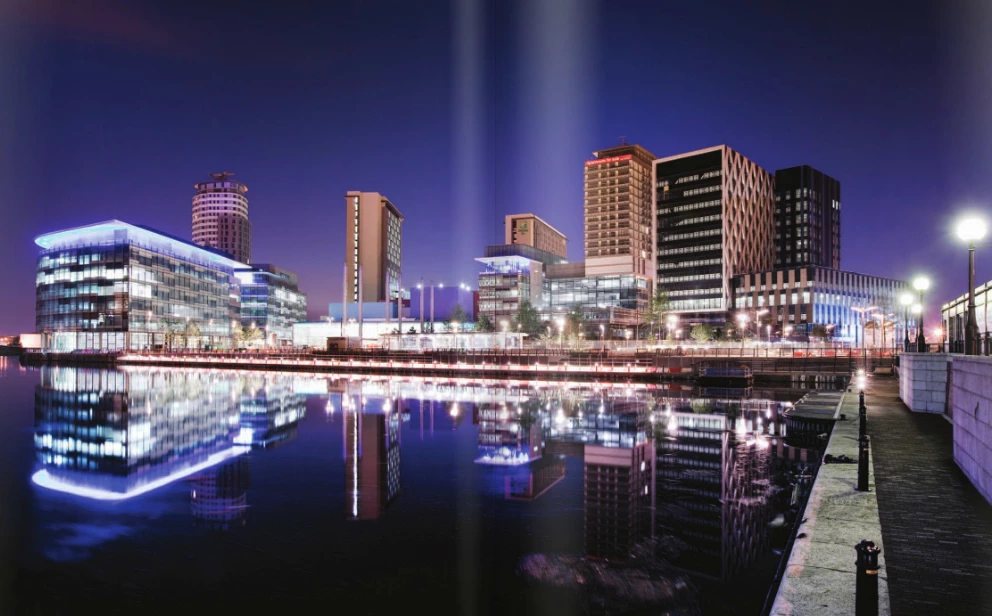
[453,3,491,606]
[515,0,594,258]
[515,5,593,611]
[453,0,493,285]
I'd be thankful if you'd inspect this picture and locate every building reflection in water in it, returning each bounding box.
[235,375,307,449]
[31,367,306,517]
[504,455,566,502]
[29,366,824,610]
[32,366,244,500]
[655,399,779,581]
[341,384,401,520]
[189,456,251,529]
[475,401,544,466]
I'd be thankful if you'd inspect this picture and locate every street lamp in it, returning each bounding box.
[913,276,930,351]
[756,309,769,340]
[666,314,679,341]
[736,313,749,349]
[898,291,913,350]
[556,318,566,350]
[599,324,605,351]
[957,217,987,355]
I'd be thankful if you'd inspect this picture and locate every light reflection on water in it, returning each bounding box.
[21,365,828,614]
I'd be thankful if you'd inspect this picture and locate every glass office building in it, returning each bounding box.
[541,263,651,331]
[235,264,308,346]
[35,220,243,351]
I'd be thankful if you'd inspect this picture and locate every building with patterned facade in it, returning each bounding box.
[732,266,909,343]
[654,146,775,326]
[505,213,568,259]
[192,172,251,264]
[584,144,657,281]
[774,166,841,268]
[345,191,403,303]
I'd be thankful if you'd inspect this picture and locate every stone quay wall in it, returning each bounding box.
[949,355,992,506]
[897,353,951,414]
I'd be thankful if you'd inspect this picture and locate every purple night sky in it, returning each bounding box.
[0,0,989,334]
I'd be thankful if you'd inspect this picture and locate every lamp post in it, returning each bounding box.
[957,217,987,355]
[898,292,913,350]
[756,309,769,340]
[736,313,749,350]
[599,324,605,351]
[913,276,930,352]
[666,314,678,341]
[556,318,566,350]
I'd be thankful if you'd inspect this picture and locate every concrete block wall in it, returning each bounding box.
[898,353,951,414]
[950,355,992,506]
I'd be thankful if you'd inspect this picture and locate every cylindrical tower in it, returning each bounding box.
[192,172,251,263]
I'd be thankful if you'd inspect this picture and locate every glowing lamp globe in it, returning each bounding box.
[957,218,988,243]
[912,277,930,292]
[899,292,913,306]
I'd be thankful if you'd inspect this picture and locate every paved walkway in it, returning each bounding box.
[868,376,992,615]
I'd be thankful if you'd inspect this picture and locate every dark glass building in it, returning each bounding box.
[774,166,841,268]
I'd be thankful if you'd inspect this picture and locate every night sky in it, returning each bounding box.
[1,0,989,334]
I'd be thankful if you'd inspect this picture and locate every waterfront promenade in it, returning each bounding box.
[22,347,887,384]
[776,375,992,615]
[868,376,992,615]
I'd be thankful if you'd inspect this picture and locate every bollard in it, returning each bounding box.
[859,390,865,409]
[859,403,867,440]
[857,434,870,492]
[855,540,881,616]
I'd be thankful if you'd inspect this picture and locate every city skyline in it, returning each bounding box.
[0,0,986,335]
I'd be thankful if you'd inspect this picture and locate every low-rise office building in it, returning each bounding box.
[732,266,908,343]
[541,262,650,333]
[942,279,992,347]
[35,220,243,351]
[236,264,307,346]
[34,220,306,351]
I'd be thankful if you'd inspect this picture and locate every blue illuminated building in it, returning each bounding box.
[235,264,307,346]
[34,220,305,351]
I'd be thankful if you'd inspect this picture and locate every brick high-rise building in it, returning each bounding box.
[584,144,657,281]
[505,213,567,259]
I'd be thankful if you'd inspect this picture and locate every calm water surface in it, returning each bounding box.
[0,358,825,615]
